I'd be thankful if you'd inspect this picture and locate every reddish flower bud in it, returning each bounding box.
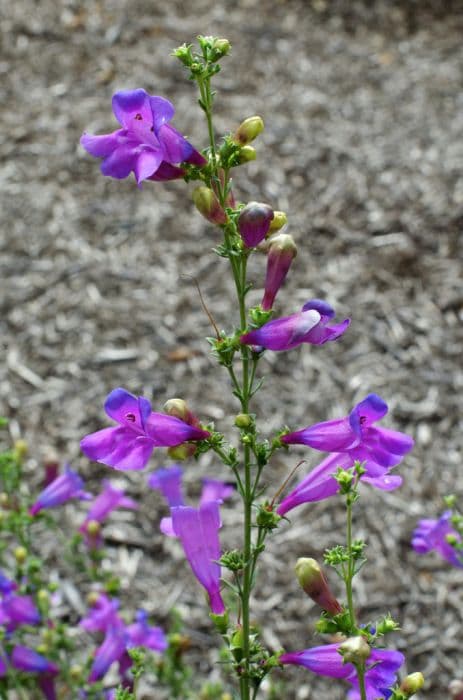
[295,558,342,616]
[261,233,297,310]
[192,186,228,225]
[238,202,274,248]
[234,116,264,145]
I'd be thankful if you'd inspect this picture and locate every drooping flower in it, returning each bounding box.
[412,511,463,567]
[0,594,41,631]
[238,201,274,248]
[81,388,209,471]
[29,465,91,516]
[148,465,184,507]
[240,299,350,351]
[280,643,404,700]
[170,501,225,614]
[81,89,206,185]
[127,610,167,653]
[261,233,297,311]
[11,645,58,675]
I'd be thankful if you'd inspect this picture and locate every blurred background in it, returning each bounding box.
[1,1,462,697]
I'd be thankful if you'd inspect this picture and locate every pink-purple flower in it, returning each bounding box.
[29,465,90,516]
[412,511,463,567]
[238,201,274,247]
[81,388,209,471]
[278,394,413,515]
[81,89,206,185]
[148,464,185,507]
[0,594,41,631]
[79,481,138,547]
[280,643,404,700]
[170,501,225,615]
[240,299,350,351]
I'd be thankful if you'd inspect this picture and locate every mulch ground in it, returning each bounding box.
[1,1,462,697]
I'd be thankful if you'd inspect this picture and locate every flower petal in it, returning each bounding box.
[112,89,154,128]
[80,131,120,157]
[80,426,154,471]
[158,124,195,163]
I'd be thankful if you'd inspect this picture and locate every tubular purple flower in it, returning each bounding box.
[80,594,121,633]
[88,623,128,683]
[238,201,274,247]
[81,89,206,185]
[200,479,235,506]
[81,481,137,527]
[29,465,91,516]
[282,394,414,463]
[279,643,404,700]
[148,465,184,507]
[261,234,297,311]
[80,388,210,471]
[11,646,58,675]
[0,594,41,631]
[412,511,463,567]
[171,501,225,615]
[241,299,350,351]
[127,610,168,653]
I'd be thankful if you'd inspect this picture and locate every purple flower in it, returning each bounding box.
[127,610,167,653]
[79,481,138,547]
[11,645,58,675]
[240,299,350,351]
[148,465,184,507]
[81,388,210,471]
[80,594,121,633]
[170,501,225,615]
[238,202,274,247]
[0,571,17,595]
[0,594,41,631]
[199,478,235,506]
[261,234,297,311]
[280,643,404,700]
[29,465,91,516]
[412,511,463,567]
[278,395,413,515]
[81,89,206,185]
[88,623,128,683]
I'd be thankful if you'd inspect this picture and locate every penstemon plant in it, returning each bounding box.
[75,35,425,700]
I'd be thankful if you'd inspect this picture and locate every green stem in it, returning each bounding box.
[345,496,356,629]
[356,664,368,700]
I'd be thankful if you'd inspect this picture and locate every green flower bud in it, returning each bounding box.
[86,520,101,537]
[167,444,197,460]
[236,145,256,164]
[211,38,231,60]
[400,672,425,696]
[268,210,287,232]
[234,116,264,145]
[192,186,228,225]
[13,439,28,461]
[339,637,371,664]
[14,546,27,564]
[234,413,253,429]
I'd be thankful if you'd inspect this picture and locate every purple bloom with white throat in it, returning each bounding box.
[280,643,404,700]
[29,465,91,516]
[81,89,206,185]
[240,299,350,351]
[412,511,463,567]
[170,501,225,615]
[81,388,209,471]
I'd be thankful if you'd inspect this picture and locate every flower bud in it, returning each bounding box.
[167,444,197,460]
[295,558,342,616]
[238,202,274,248]
[164,398,199,426]
[268,210,288,233]
[192,186,228,225]
[0,493,9,508]
[236,146,256,164]
[211,38,231,60]
[339,637,371,665]
[13,439,28,461]
[400,672,425,696]
[261,233,297,311]
[234,414,253,429]
[42,450,60,487]
[14,546,27,565]
[86,591,100,607]
[234,116,264,145]
[86,520,101,537]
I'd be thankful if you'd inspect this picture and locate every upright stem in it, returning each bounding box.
[345,496,356,629]
[356,665,368,700]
